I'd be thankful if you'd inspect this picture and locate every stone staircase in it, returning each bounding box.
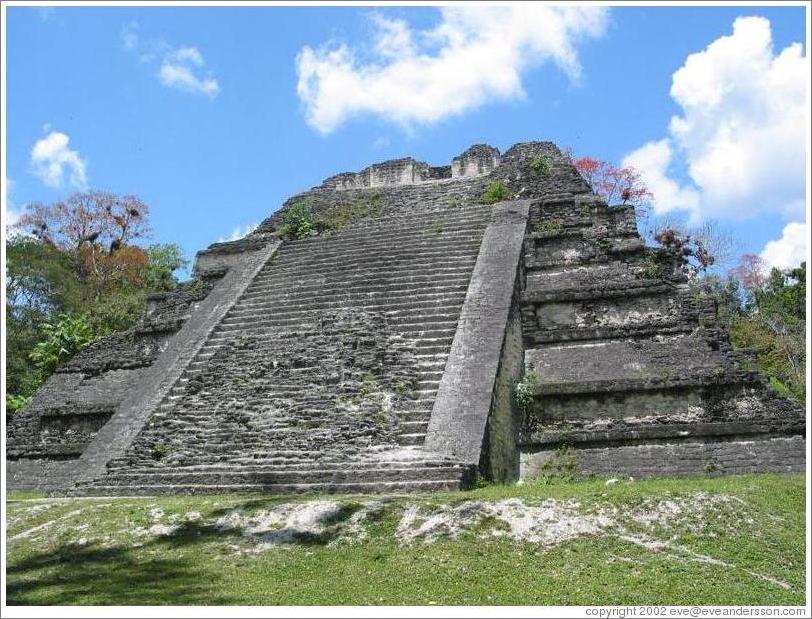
[76,205,492,495]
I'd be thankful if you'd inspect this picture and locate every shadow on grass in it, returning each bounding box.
[5,500,373,605]
[6,533,241,605]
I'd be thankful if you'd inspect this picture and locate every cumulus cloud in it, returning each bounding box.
[122,23,219,98]
[296,6,608,133]
[624,16,808,222]
[622,139,700,214]
[30,131,88,189]
[218,221,258,243]
[760,221,807,271]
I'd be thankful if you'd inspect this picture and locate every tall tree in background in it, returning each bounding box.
[694,259,806,402]
[6,191,187,412]
[729,260,806,400]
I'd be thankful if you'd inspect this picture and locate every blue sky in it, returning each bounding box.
[3,4,808,276]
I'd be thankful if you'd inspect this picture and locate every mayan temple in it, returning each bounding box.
[7,142,806,495]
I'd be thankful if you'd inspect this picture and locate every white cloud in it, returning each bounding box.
[30,131,88,189]
[169,46,204,66]
[218,222,258,243]
[622,139,700,214]
[122,25,219,98]
[296,6,608,134]
[158,55,220,98]
[760,221,807,271]
[624,17,808,222]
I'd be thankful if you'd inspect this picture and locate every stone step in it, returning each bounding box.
[225,295,467,318]
[72,478,467,497]
[213,317,459,337]
[522,279,675,304]
[91,464,462,487]
[280,211,490,241]
[243,271,474,298]
[261,247,482,277]
[254,257,480,283]
[524,336,753,397]
[230,292,468,317]
[269,235,485,268]
[276,220,488,251]
[238,286,470,309]
[221,309,461,328]
[522,322,695,346]
[113,452,461,472]
[400,420,430,432]
[397,433,426,446]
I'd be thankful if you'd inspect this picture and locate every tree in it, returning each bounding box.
[147,244,189,290]
[18,191,151,253]
[727,261,806,401]
[5,237,83,403]
[29,313,95,376]
[6,192,186,411]
[569,154,653,211]
[730,254,769,292]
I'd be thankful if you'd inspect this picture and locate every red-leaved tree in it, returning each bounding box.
[15,191,154,304]
[565,151,653,213]
[17,191,151,253]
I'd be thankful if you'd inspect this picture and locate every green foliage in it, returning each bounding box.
[529,154,553,177]
[639,259,665,280]
[358,372,378,397]
[530,443,580,485]
[481,181,509,205]
[698,263,805,401]
[513,371,539,420]
[6,393,33,415]
[533,219,563,234]
[150,443,171,461]
[279,201,315,240]
[5,236,82,315]
[689,275,745,325]
[146,244,188,291]
[638,249,676,280]
[29,313,95,375]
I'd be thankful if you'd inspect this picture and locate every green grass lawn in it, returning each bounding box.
[5,473,806,606]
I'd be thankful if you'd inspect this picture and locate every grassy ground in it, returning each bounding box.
[5,473,807,606]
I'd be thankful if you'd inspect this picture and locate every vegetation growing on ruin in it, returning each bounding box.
[513,371,539,426]
[569,152,652,210]
[6,193,188,413]
[278,200,315,240]
[533,218,563,234]
[527,442,579,484]
[28,313,96,376]
[481,180,509,205]
[316,191,384,234]
[529,154,553,177]
[6,473,804,605]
